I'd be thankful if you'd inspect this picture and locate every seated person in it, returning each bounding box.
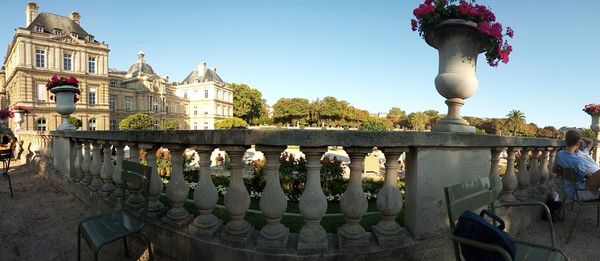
[553,129,600,201]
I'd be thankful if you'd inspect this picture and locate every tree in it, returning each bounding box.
[423,109,442,126]
[387,107,406,126]
[119,113,153,130]
[406,112,429,131]
[317,96,345,125]
[505,110,526,135]
[68,116,82,130]
[230,83,265,124]
[159,120,180,130]
[359,117,390,131]
[214,117,248,129]
[272,98,310,125]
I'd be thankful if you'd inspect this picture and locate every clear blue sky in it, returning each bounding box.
[1,0,598,128]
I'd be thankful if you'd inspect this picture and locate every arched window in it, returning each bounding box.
[88,118,96,131]
[36,118,47,131]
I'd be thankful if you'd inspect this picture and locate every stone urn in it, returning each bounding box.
[50,85,79,131]
[12,110,25,130]
[591,114,600,132]
[426,19,485,133]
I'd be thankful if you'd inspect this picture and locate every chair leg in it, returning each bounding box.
[77,228,81,261]
[567,204,584,244]
[123,236,129,258]
[597,204,599,227]
[7,174,13,199]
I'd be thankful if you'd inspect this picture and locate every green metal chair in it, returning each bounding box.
[78,160,154,261]
[444,176,568,261]
[0,149,14,199]
[559,168,600,244]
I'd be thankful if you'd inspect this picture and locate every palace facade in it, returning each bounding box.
[0,2,232,131]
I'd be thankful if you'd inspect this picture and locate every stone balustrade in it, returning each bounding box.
[16,130,565,260]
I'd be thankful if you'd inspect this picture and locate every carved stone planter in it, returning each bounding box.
[50,85,79,131]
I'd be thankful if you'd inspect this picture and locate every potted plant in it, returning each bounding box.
[583,104,600,131]
[9,105,31,130]
[411,0,514,132]
[0,109,13,130]
[46,75,80,130]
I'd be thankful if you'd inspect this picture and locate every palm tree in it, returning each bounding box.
[505,110,526,135]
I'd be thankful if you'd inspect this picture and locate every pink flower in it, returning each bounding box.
[458,1,477,16]
[477,22,491,35]
[475,4,495,22]
[490,22,503,40]
[413,3,435,18]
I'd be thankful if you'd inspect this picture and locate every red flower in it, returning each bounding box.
[411,19,418,31]
[413,3,435,18]
[506,26,514,38]
[458,1,477,16]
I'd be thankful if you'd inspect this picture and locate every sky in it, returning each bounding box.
[1,0,598,128]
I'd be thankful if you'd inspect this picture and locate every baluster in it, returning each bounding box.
[162,145,193,228]
[111,143,126,199]
[140,144,165,217]
[500,147,518,202]
[89,141,104,191]
[73,139,83,182]
[338,147,369,250]
[190,146,222,237]
[538,148,550,195]
[298,147,328,253]
[80,141,92,186]
[528,148,542,200]
[515,148,530,201]
[548,148,558,191]
[99,141,116,196]
[490,147,505,196]
[373,147,407,247]
[257,146,288,252]
[220,146,253,244]
[126,143,145,209]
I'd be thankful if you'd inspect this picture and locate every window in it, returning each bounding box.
[88,56,96,74]
[88,118,96,130]
[216,90,220,100]
[183,92,188,98]
[71,32,79,38]
[109,80,117,88]
[35,49,45,68]
[194,106,198,115]
[217,105,221,116]
[36,118,47,131]
[63,53,72,71]
[193,122,198,130]
[204,122,209,130]
[125,98,131,111]
[153,121,158,130]
[204,89,208,99]
[109,119,117,130]
[52,29,63,36]
[88,87,96,105]
[152,97,158,111]
[109,97,115,110]
[35,26,44,33]
[37,84,47,102]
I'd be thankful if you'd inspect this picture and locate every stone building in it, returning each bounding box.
[176,62,233,130]
[1,2,232,131]
[1,2,110,131]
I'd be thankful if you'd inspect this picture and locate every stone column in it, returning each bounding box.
[500,147,518,202]
[539,149,550,194]
[80,141,92,186]
[126,143,145,208]
[89,141,104,191]
[373,147,407,247]
[257,146,289,253]
[548,148,558,191]
[140,144,165,217]
[162,145,192,228]
[111,143,126,199]
[190,146,222,237]
[73,139,83,182]
[490,147,505,197]
[338,148,369,251]
[528,148,542,200]
[298,147,328,253]
[220,146,253,245]
[515,148,530,201]
[127,143,140,163]
[99,142,116,196]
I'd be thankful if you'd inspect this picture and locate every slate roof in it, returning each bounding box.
[182,67,223,84]
[25,13,94,41]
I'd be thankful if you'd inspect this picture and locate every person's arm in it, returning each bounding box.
[582,137,595,149]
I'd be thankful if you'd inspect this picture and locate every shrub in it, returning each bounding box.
[119,113,153,130]
[214,117,248,129]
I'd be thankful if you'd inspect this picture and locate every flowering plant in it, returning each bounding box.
[583,104,600,116]
[46,75,80,92]
[411,0,514,67]
[9,105,31,114]
[0,109,13,119]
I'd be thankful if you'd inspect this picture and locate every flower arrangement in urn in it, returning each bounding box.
[411,0,514,67]
[583,104,600,116]
[0,109,13,119]
[46,75,81,92]
[46,75,80,130]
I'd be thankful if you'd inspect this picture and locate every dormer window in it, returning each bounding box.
[34,25,44,33]
[85,35,94,42]
[52,28,63,36]
[71,32,79,38]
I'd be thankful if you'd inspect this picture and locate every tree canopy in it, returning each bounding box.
[230,83,266,125]
[159,119,180,130]
[119,113,153,130]
[68,116,82,130]
[214,117,248,129]
[272,98,311,125]
[359,117,391,131]
[505,110,526,135]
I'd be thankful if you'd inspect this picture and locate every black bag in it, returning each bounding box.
[454,209,516,261]
[542,197,565,223]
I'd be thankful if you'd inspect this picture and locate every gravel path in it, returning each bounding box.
[0,162,166,261]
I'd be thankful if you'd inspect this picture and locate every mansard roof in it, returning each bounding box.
[25,13,94,41]
[182,67,223,84]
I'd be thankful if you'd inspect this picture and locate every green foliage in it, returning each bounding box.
[359,117,390,131]
[159,119,180,130]
[68,116,82,130]
[582,128,596,140]
[272,98,311,125]
[406,112,429,131]
[230,83,266,124]
[214,117,248,129]
[387,107,406,126]
[505,110,526,135]
[119,113,153,130]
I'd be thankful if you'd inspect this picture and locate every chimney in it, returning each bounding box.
[197,62,207,74]
[25,2,39,27]
[213,67,217,73]
[70,11,80,24]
